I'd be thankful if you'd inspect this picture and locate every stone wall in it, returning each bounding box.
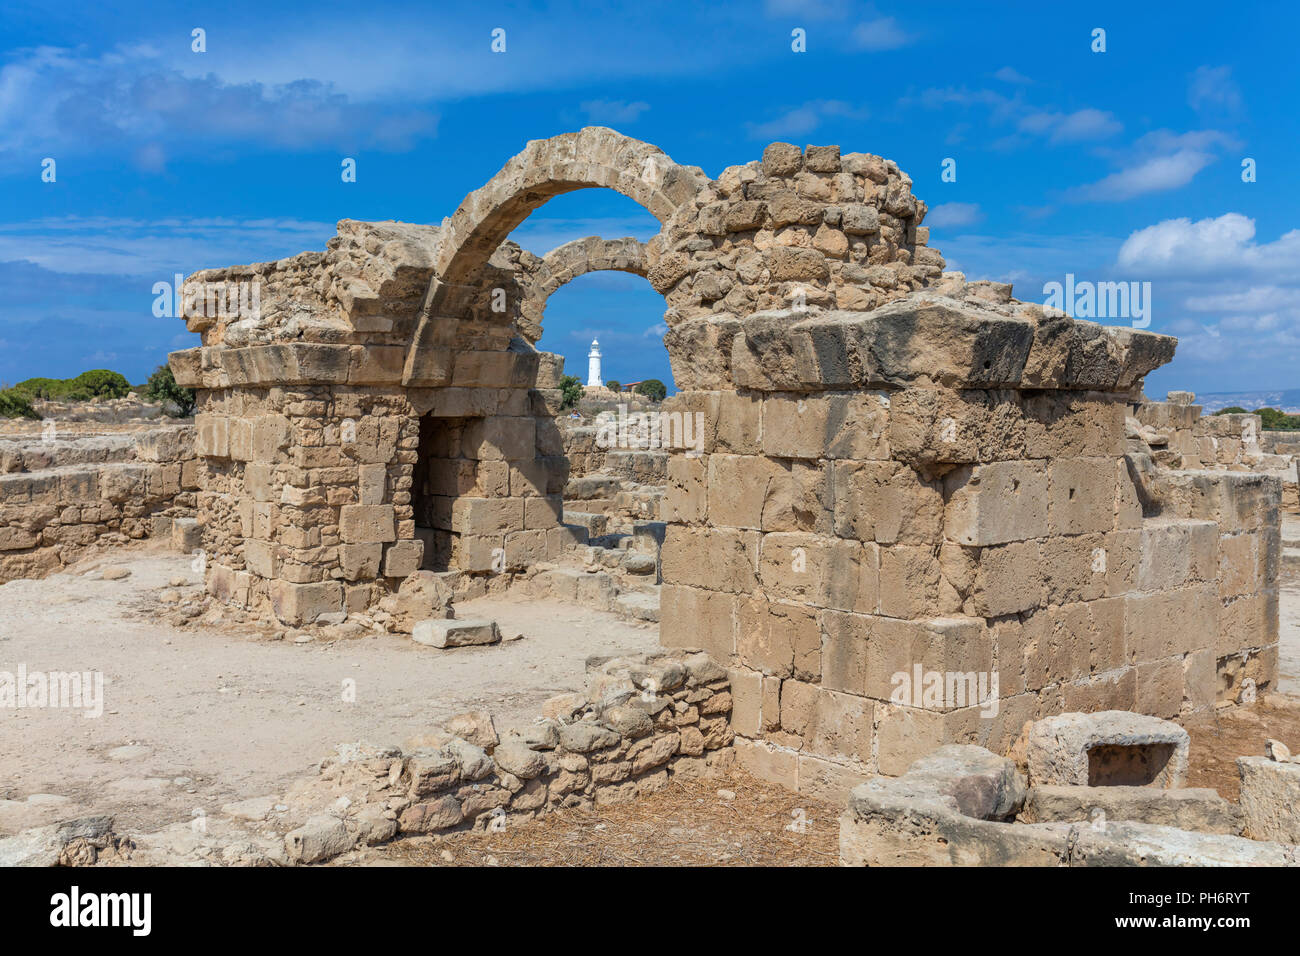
[170,128,1278,784]
[278,650,734,863]
[657,285,1276,793]
[0,425,199,582]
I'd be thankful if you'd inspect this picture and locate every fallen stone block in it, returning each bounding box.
[442,710,499,750]
[614,590,659,622]
[1027,711,1189,788]
[842,745,1296,867]
[171,516,202,553]
[1022,785,1243,835]
[0,815,116,867]
[412,618,500,648]
[285,814,352,864]
[1238,756,1300,844]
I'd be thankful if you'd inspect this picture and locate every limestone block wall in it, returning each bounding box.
[0,425,199,582]
[192,379,572,626]
[1155,470,1281,704]
[653,296,1275,792]
[168,130,1280,791]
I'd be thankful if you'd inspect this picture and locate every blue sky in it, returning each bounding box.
[1,0,1296,396]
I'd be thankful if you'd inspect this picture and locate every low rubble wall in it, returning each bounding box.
[0,425,200,582]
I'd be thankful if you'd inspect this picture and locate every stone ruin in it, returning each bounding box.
[166,126,1280,798]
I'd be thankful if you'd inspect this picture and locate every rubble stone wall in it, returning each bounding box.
[306,650,737,859]
[170,128,1278,783]
[0,425,199,582]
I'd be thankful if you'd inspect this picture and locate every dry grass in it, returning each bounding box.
[1182,699,1300,800]
[336,699,1300,867]
[351,770,839,867]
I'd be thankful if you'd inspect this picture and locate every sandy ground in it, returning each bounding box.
[3,535,1300,862]
[345,770,841,867]
[0,542,657,836]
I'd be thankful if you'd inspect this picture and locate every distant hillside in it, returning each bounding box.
[1189,390,1300,415]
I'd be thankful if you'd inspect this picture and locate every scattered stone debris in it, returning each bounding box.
[841,712,1300,867]
[1027,711,1190,789]
[413,618,501,648]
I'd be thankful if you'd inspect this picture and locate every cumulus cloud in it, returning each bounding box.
[851,17,914,51]
[993,66,1032,84]
[0,216,337,276]
[1021,107,1122,143]
[1112,213,1300,390]
[580,99,651,124]
[746,99,868,139]
[1116,212,1300,276]
[924,202,983,229]
[0,45,438,158]
[1188,65,1243,114]
[1068,129,1238,201]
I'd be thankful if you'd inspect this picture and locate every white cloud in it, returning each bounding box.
[1116,213,1300,276]
[851,17,913,51]
[746,100,867,139]
[1188,65,1242,114]
[506,216,662,255]
[0,216,337,276]
[908,87,1117,148]
[1067,129,1240,202]
[0,45,438,158]
[925,202,982,229]
[763,0,851,18]
[1112,213,1300,391]
[580,100,651,124]
[1071,150,1216,201]
[1018,107,1122,143]
[993,66,1032,84]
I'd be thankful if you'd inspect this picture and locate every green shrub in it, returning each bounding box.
[11,369,131,402]
[145,365,196,418]
[71,369,131,399]
[634,378,667,402]
[0,388,40,419]
[560,374,584,410]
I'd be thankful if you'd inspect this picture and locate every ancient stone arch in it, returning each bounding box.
[404,127,708,385]
[170,128,1278,788]
[516,236,650,344]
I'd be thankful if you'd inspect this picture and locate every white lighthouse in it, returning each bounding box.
[586,338,603,388]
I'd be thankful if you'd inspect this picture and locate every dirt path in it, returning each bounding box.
[0,543,657,836]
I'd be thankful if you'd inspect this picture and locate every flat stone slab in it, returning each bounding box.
[412,618,500,649]
[1238,756,1300,844]
[1023,785,1243,835]
[1027,711,1189,789]
[842,745,1295,867]
[221,795,279,822]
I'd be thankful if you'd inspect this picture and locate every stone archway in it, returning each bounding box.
[517,236,650,344]
[403,127,708,385]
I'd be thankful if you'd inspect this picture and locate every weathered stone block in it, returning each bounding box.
[1237,756,1300,844]
[412,618,501,648]
[339,504,396,544]
[943,461,1048,546]
[1027,711,1189,789]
